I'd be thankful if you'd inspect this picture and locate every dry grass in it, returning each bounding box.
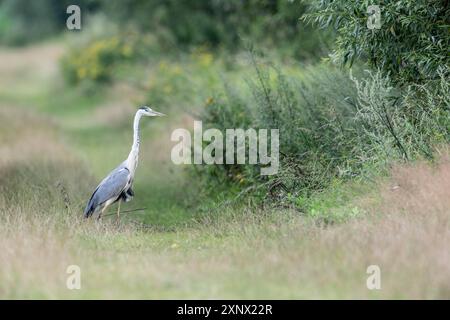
[0,43,63,79]
[0,107,68,163]
[0,43,63,101]
[0,144,449,298]
[91,83,144,126]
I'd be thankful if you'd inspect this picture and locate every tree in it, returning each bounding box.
[303,0,450,85]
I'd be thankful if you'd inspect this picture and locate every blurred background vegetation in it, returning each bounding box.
[0,0,331,59]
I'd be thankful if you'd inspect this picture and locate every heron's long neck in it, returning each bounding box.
[127,111,142,173]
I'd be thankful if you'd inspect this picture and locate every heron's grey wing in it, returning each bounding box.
[84,167,131,217]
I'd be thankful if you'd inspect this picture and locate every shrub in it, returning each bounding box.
[303,0,450,85]
[352,68,450,161]
[197,60,364,200]
[62,37,129,84]
[197,57,450,205]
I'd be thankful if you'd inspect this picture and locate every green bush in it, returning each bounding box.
[303,0,450,85]
[99,0,333,60]
[197,57,449,205]
[61,36,134,84]
[351,68,450,161]
[194,0,450,205]
[60,15,156,86]
[198,61,363,199]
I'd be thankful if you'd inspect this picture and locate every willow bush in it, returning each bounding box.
[303,0,449,85]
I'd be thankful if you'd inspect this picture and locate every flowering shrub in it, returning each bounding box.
[61,36,135,84]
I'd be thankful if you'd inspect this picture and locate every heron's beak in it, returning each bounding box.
[150,110,165,117]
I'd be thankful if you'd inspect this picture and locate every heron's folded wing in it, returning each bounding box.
[89,167,131,209]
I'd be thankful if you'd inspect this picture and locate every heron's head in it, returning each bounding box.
[139,106,165,117]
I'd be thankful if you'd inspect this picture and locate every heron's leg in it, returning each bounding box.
[97,203,109,221]
[116,199,121,222]
[97,207,106,221]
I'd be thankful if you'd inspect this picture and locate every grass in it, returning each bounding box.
[0,41,449,299]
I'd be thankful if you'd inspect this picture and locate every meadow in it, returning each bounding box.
[0,0,449,299]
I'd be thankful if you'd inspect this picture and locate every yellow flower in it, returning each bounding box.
[205,97,214,105]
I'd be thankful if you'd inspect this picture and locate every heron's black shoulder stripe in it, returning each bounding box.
[120,167,131,174]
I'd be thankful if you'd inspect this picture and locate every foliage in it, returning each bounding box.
[100,0,333,60]
[199,61,363,200]
[61,36,136,84]
[195,0,450,204]
[198,57,450,205]
[0,0,332,60]
[351,68,450,161]
[144,47,222,107]
[303,0,450,85]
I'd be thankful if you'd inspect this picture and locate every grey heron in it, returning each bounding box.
[84,106,165,220]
